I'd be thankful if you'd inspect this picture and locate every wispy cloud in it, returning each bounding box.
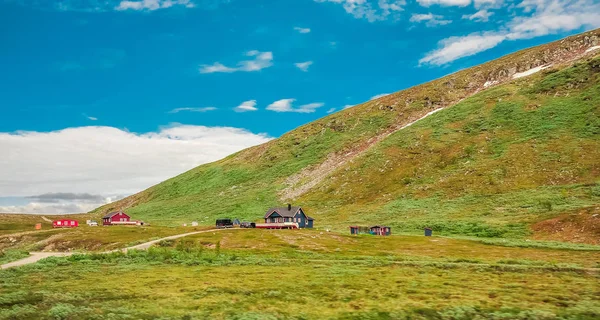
[326,108,336,114]
[410,13,452,27]
[82,113,98,121]
[116,0,195,11]
[12,0,198,12]
[420,0,600,65]
[26,192,106,203]
[234,100,258,112]
[199,51,274,74]
[370,93,390,100]
[462,9,493,22]
[294,26,311,33]
[1,193,127,214]
[420,32,505,65]
[294,61,313,72]
[343,104,355,109]
[266,99,325,113]
[315,0,405,22]
[417,0,471,7]
[168,107,217,113]
[474,0,503,9]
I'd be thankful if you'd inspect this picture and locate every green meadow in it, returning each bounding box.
[1,229,599,320]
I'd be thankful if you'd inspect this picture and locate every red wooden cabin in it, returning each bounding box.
[102,211,132,226]
[369,225,391,236]
[53,219,79,228]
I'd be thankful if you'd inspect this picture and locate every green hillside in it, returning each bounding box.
[94,30,600,240]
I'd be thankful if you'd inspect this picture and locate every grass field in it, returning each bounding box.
[0,214,202,265]
[1,229,599,319]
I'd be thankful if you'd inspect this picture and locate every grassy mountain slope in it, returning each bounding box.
[94,30,600,240]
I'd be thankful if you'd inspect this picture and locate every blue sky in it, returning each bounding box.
[1,0,599,213]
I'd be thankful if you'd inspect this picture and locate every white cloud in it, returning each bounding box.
[474,0,502,9]
[314,0,405,22]
[0,193,128,214]
[410,13,452,26]
[199,51,274,74]
[370,93,390,100]
[462,9,493,22]
[168,107,217,113]
[0,201,106,215]
[417,0,471,7]
[13,0,198,12]
[266,99,325,113]
[115,0,195,11]
[234,100,258,112]
[326,108,336,113]
[420,32,506,65]
[343,104,355,109]
[420,0,600,65]
[294,61,313,72]
[0,125,272,207]
[87,116,98,121]
[294,27,311,33]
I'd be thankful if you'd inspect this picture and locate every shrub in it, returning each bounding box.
[48,303,78,320]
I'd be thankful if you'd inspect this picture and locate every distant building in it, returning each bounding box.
[53,219,78,228]
[424,227,433,236]
[350,225,391,236]
[263,204,314,228]
[369,225,391,236]
[349,226,370,235]
[102,211,133,226]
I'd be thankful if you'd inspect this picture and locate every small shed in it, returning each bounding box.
[349,226,370,235]
[424,227,433,236]
[53,219,79,228]
[369,225,391,236]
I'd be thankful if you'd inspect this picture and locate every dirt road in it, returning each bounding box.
[0,252,74,269]
[1,228,234,270]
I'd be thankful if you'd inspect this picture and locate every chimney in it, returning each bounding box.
[288,203,292,211]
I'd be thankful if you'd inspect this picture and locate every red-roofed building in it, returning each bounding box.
[53,219,78,228]
[102,211,132,226]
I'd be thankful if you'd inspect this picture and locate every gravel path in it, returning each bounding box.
[1,228,234,270]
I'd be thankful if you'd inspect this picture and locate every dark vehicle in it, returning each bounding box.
[240,222,256,228]
[216,219,234,229]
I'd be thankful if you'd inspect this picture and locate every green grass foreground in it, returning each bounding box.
[1,230,599,319]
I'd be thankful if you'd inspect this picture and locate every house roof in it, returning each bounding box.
[103,211,127,219]
[264,207,316,220]
[264,206,300,218]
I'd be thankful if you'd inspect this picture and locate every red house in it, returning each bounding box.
[102,211,133,226]
[53,219,78,228]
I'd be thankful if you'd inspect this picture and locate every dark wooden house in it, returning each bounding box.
[263,205,314,228]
